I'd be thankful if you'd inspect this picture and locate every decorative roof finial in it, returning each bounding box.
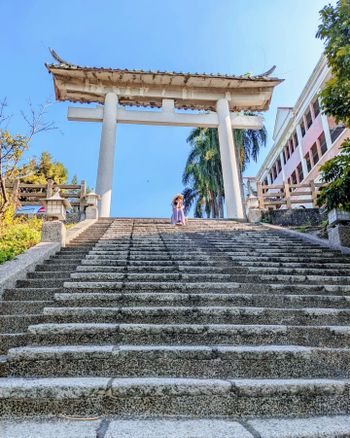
[49,48,75,67]
[256,65,277,78]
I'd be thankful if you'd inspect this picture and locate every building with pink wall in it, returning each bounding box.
[256,56,349,195]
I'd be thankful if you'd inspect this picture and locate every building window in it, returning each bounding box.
[293,132,298,148]
[313,99,321,118]
[319,132,327,156]
[277,158,282,173]
[330,123,346,143]
[285,145,290,160]
[282,149,287,165]
[291,171,298,185]
[297,163,304,182]
[300,121,306,137]
[263,178,268,186]
[305,110,313,129]
[311,143,319,165]
[290,139,295,154]
[305,153,312,172]
[270,171,274,183]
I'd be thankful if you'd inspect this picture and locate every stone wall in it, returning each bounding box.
[263,208,326,226]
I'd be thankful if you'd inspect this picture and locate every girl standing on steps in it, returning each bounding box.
[171,194,186,226]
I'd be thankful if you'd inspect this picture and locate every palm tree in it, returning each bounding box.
[182,120,267,218]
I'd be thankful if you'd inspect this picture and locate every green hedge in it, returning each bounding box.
[0,217,42,264]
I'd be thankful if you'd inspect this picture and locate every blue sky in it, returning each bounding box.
[1,0,332,217]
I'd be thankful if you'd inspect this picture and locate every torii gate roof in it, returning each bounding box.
[46,54,283,111]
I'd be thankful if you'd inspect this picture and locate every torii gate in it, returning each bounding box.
[46,51,282,219]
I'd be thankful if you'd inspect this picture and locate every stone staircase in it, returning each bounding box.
[1,218,350,437]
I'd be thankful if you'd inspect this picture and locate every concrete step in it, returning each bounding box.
[16,279,69,288]
[260,274,350,285]
[27,323,350,349]
[80,259,221,267]
[49,254,87,260]
[0,356,8,377]
[0,301,51,315]
[35,264,80,272]
[27,273,71,280]
[3,415,349,438]
[8,344,350,379]
[3,288,62,301]
[62,281,350,295]
[0,333,29,355]
[0,314,49,332]
[75,265,244,274]
[0,377,349,417]
[239,261,350,269]
[231,255,350,263]
[53,292,350,309]
[67,272,350,284]
[249,267,350,275]
[0,417,257,438]
[41,306,350,326]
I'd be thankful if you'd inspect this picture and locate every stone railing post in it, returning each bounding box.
[46,179,54,198]
[284,182,292,210]
[310,180,318,207]
[12,179,20,206]
[257,181,265,209]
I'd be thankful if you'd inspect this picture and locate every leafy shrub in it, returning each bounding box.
[317,139,350,212]
[0,207,42,264]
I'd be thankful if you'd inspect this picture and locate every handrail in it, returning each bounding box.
[5,179,87,213]
[256,179,325,210]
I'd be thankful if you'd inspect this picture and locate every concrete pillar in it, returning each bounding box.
[320,110,333,151]
[296,124,308,178]
[41,220,66,247]
[216,98,245,219]
[96,92,118,217]
[280,151,286,182]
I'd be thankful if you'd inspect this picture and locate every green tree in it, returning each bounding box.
[182,123,267,218]
[317,139,350,211]
[16,152,68,185]
[316,0,350,127]
[316,0,350,212]
[0,131,29,215]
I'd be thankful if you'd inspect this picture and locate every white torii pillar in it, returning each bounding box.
[96,92,118,217]
[216,98,245,220]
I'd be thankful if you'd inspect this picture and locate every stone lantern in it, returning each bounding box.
[41,187,71,246]
[43,188,72,221]
[246,195,262,223]
[84,189,100,220]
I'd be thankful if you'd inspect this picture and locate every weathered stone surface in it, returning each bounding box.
[1,218,350,428]
[247,208,262,223]
[263,208,325,226]
[0,242,60,299]
[329,224,350,248]
[41,220,66,246]
[105,419,253,437]
[248,415,350,437]
[0,417,101,438]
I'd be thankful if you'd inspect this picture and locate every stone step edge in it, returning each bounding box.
[0,377,349,398]
[26,322,350,335]
[41,305,350,315]
[2,415,350,438]
[7,344,350,360]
